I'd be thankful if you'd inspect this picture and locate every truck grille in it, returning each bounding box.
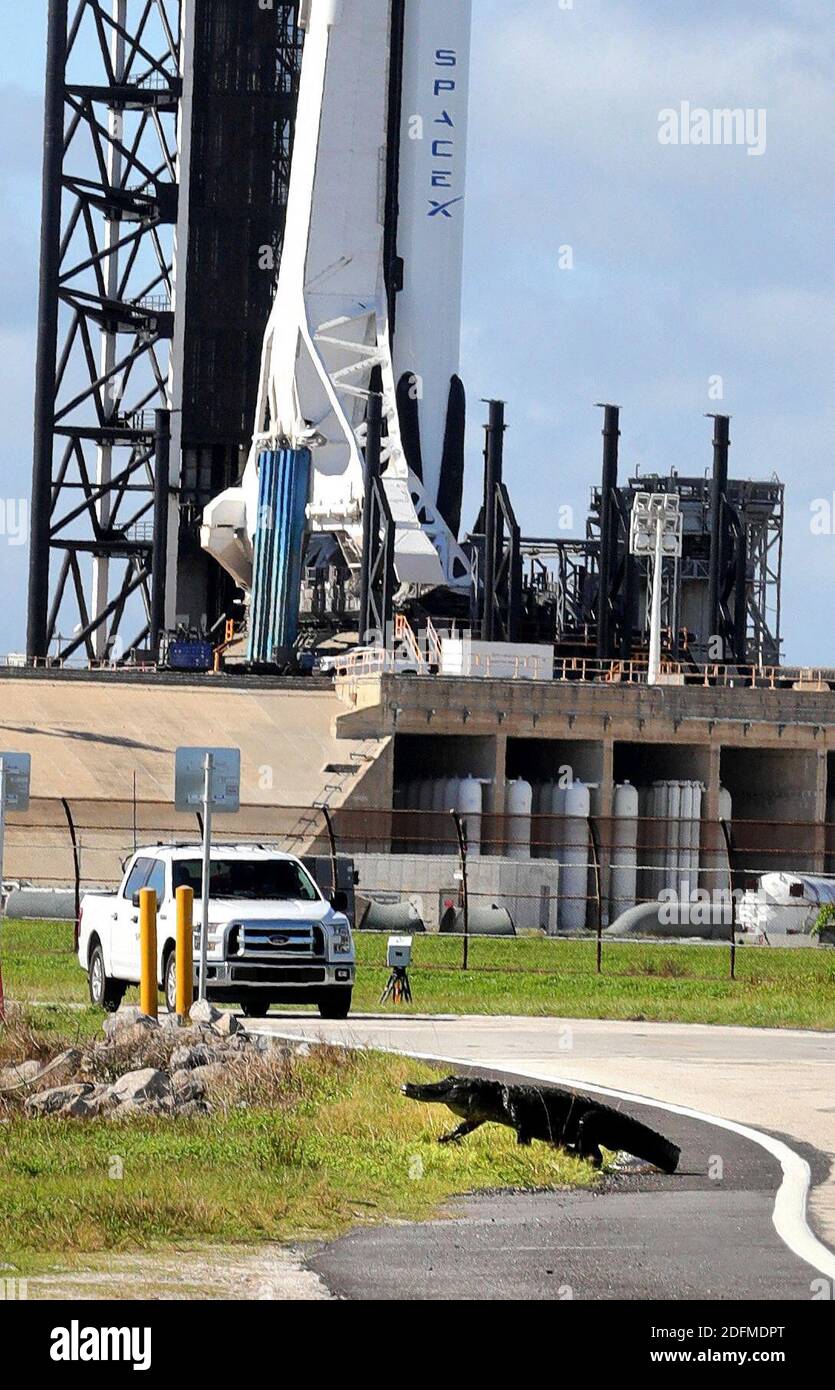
[230,966,327,985]
[238,922,324,960]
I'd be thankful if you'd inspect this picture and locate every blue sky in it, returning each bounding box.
[1,0,833,661]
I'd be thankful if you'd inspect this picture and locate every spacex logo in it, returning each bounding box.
[428,47,463,219]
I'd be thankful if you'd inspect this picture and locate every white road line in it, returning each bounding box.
[263,1027,835,1284]
[417,1050,835,1284]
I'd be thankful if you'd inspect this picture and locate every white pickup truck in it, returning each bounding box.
[78,845,356,1019]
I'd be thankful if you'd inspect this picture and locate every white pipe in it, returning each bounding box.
[648,515,664,685]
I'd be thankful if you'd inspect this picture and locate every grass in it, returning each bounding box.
[3,919,834,1033]
[352,933,835,1029]
[0,1007,591,1273]
[2,919,830,1274]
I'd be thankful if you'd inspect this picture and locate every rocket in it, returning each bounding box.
[201,0,473,596]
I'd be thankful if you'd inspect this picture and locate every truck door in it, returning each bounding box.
[112,857,154,980]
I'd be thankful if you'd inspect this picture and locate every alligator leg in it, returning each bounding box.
[574,1112,605,1168]
[438,1120,484,1146]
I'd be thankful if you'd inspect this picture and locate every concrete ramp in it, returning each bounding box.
[0,675,391,889]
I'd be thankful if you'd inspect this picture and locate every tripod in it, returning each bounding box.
[380,966,412,1005]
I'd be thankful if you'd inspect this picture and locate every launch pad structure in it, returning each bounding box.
[27,0,785,683]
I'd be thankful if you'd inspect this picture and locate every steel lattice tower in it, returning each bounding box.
[28,0,302,663]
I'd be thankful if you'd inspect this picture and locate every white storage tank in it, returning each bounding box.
[686,782,703,901]
[529,782,568,862]
[531,783,547,858]
[433,777,459,854]
[645,781,669,902]
[561,780,591,932]
[546,783,568,863]
[714,785,734,897]
[666,782,682,881]
[506,779,533,860]
[456,775,484,858]
[610,781,639,922]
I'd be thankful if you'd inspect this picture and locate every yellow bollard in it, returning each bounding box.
[139,888,158,1019]
[176,885,195,1018]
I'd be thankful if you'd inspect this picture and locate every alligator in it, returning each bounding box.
[402,1075,681,1173]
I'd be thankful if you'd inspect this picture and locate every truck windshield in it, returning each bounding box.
[172,859,320,902]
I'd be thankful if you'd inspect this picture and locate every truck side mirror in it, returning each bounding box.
[331,890,349,913]
[132,890,142,909]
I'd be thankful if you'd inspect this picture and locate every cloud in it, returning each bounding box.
[461,0,834,662]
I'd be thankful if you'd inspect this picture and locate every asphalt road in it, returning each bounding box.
[252,1013,835,1301]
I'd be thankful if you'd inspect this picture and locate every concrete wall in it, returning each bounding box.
[353,853,562,933]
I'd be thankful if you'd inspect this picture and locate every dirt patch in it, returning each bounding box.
[26,1245,332,1301]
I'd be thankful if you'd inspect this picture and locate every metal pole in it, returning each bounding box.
[0,759,6,911]
[621,508,638,662]
[707,415,731,658]
[198,751,214,1002]
[733,522,748,665]
[589,814,603,974]
[60,796,81,946]
[28,0,69,660]
[720,818,737,981]
[139,888,158,1020]
[647,516,664,685]
[150,409,171,657]
[453,811,470,972]
[321,805,339,904]
[596,404,620,661]
[482,401,505,641]
[359,394,383,644]
[176,885,195,1018]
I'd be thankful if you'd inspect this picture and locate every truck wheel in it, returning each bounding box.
[163,950,178,1016]
[88,943,126,1013]
[238,995,274,1019]
[318,988,352,1020]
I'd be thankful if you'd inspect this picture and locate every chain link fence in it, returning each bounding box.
[4,800,835,982]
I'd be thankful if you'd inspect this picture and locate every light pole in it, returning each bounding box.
[630,493,683,686]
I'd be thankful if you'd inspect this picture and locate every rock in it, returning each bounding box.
[63,1086,117,1119]
[169,1043,221,1072]
[211,1017,240,1039]
[37,1048,82,1088]
[257,1035,292,1058]
[211,1011,241,1038]
[172,1070,207,1103]
[160,1011,194,1031]
[166,1026,205,1051]
[115,1094,175,1117]
[176,1099,211,1117]
[188,1062,228,1090]
[189,1000,222,1027]
[107,1068,172,1108]
[107,1022,166,1053]
[103,1007,159,1039]
[0,1059,44,1089]
[26,1084,95,1117]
